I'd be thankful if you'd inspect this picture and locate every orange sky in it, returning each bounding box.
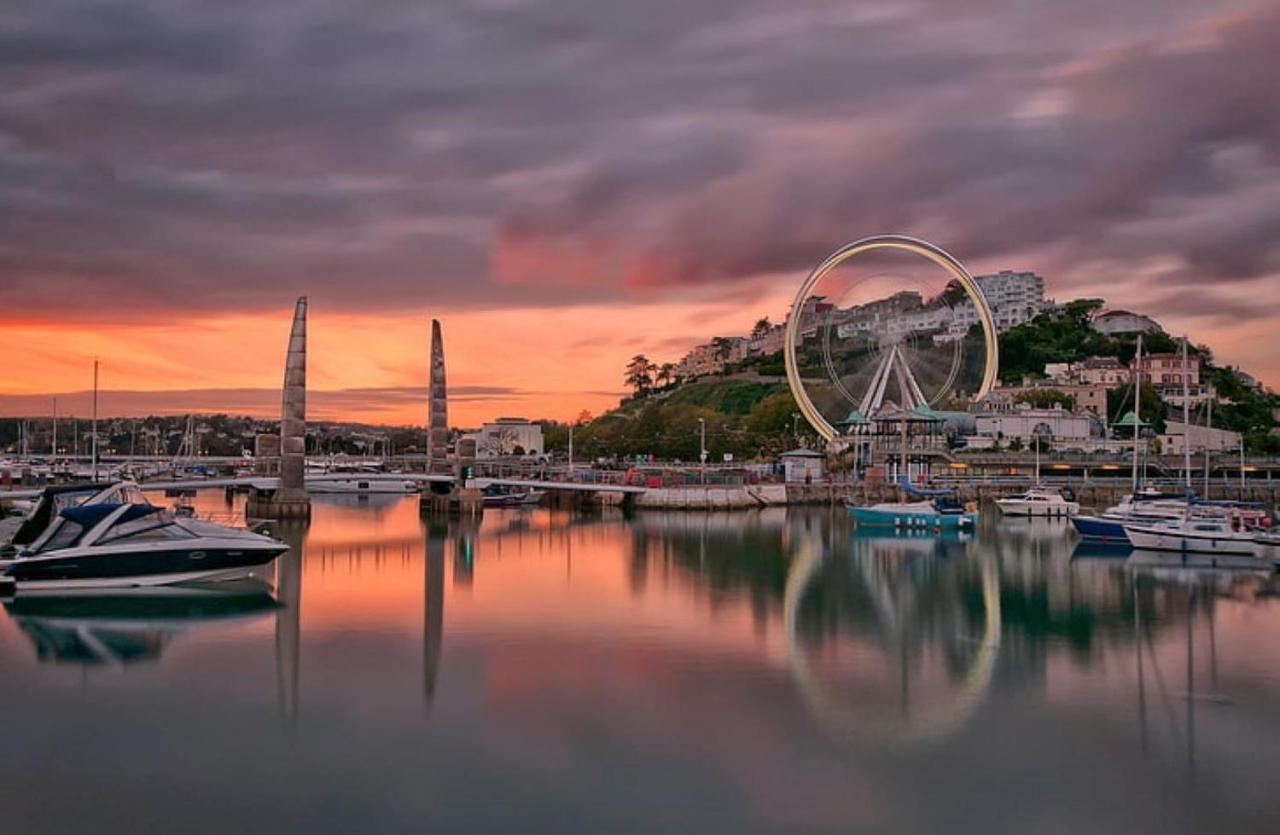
[0,283,800,426]
[0,274,1277,428]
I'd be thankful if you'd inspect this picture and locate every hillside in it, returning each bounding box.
[572,378,802,462]
[575,296,1280,459]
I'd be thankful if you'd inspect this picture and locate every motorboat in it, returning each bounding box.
[481,485,546,508]
[995,487,1079,518]
[0,482,288,591]
[1125,516,1259,558]
[308,476,419,495]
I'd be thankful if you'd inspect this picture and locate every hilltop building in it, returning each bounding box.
[674,337,748,379]
[1091,309,1163,335]
[1133,352,1214,408]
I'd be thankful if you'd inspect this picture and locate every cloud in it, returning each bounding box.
[0,0,1277,338]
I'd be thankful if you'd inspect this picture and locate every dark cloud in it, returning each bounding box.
[0,0,1276,322]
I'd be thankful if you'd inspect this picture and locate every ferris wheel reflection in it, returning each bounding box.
[783,526,1001,747]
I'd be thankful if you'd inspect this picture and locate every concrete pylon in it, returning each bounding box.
[427,319,449,474]
[420,319,483,516]
[248,297,311,519]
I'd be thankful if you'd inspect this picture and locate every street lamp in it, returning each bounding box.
[698,417,707,484]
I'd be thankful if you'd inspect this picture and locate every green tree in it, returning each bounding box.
[1013,389,1075,410]
[624,354,656,396]
[751,317,772,339]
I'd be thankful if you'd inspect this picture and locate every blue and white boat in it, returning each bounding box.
[1070,490,1190,543]
[848,482,976,530]
[850,500,976,529]
[1071,491,1270,544]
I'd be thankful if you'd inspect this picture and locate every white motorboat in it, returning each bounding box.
[1,483,288,591]
[996,487,1080,518]
[1125,516,1259,558]
[308,477,419,495]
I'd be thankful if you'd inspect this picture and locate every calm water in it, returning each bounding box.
[3,494,1280,834]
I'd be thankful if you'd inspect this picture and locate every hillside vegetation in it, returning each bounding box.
[567,297,1280,459]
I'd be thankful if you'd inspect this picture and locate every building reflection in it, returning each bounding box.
[272,520,307,739]
[423,518,446,714]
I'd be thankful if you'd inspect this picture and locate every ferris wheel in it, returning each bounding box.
[783,235,999,443]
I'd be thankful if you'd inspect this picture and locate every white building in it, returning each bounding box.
[674,337,747,380]
[1160,421,1241,455]
[780,448,826,483]
[476,418,544,457]
[973,405,1104,448]
[943,270,1051,338]
[1091,310,1163,336]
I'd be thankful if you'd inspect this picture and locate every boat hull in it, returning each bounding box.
[2,544,287,591]
[996,500,1079,518]
[1125,527,1257,557]
[850,506,975,529]
[1071,515,1129,542]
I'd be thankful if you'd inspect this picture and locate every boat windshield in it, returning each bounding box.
[96,506,194,544]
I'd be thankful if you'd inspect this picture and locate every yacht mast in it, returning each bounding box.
[91,359,99,482]
[1181,337,1192,491]
[1131,334,1143,493]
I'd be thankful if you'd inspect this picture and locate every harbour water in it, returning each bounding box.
[2,494,1279,833]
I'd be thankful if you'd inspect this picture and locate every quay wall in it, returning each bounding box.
[603,481,1280,513]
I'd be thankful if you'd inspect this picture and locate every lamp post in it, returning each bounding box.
[698,417,707,485]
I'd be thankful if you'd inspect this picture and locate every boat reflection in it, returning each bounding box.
[4,579,278,666]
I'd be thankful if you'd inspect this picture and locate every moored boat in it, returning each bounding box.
[849,499,975,530]
[996,487,1079,518]
[0,483,288,591]
[1124,516,1259,558]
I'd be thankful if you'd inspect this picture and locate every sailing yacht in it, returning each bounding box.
[1125,515,1260,558]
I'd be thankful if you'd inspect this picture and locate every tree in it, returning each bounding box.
[575,409,593,426]
[624,354,656,395]
[751,317,772,340]
[656,363,675,388]
[1014,389,1075,410]
[481,426,518,456]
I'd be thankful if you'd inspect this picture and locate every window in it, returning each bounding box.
[34,520,85,553]
[98,511,191,544]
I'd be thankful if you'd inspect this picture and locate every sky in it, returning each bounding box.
[2,0,1279,426]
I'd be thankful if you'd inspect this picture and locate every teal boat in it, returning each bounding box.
[849,500,976,529]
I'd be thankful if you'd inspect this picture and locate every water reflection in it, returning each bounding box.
[2,495,1280,832]
[5,580,277,666]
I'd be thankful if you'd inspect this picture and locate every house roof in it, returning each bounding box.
[780,448,825,458]
[1113,411,1148,428]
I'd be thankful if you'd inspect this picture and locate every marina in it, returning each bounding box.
[2,493,1279,832]
[2,3,1280,829]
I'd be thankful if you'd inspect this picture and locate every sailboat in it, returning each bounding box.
[1071,334,1179,542]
